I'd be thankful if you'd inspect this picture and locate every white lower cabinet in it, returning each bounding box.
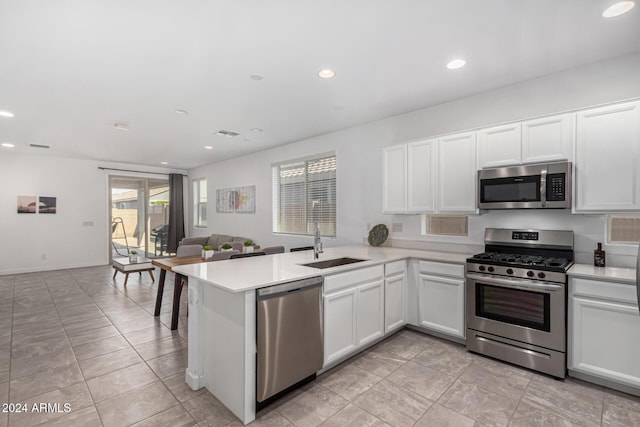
[384,260,407,333]
[356,281,385,347]
[416,261,465,339]
[569,277,640,389]
[324,287,358,364]
[323,266,384,366]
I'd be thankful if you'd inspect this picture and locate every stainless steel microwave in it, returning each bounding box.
[477,162,572,209]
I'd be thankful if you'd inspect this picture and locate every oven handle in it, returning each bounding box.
[467,272,563,291]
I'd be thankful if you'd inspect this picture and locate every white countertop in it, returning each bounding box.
[173,245,471,293]
[568,263,637,285]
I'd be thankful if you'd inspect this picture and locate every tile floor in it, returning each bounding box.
[1,266,640,426]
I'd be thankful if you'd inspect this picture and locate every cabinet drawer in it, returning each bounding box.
[418,260,464,278]
[385,260,406,277]
[324,265,384,293]
[572,277,638,305]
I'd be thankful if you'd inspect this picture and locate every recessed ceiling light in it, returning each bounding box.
[251,128,263,133]
[0,110,15,118]
[175,109,188,115]
[1,142,15,148]
[204,146,213,150]
[114,122,129,131]
[160,161,168,165]
[602,1,635,17]
[249,73,264,81]
[446,59,466,70]
[318,69,336,79]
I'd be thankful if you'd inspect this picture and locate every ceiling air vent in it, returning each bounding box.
[215,129,240,138]
[30,144,50,149]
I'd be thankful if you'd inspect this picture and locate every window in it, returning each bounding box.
[425,215,468,236]
[607,215,640,244]
[273,154,336,237]
[193,178,207,228]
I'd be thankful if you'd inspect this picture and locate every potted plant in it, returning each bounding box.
[243,240,254,254]
[129,250,138,263]
[202,245,214,259]
[220,243,233,251]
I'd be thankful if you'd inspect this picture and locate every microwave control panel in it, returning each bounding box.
[546,173,566,201]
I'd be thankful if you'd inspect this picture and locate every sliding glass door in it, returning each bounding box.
[109,176,172,260]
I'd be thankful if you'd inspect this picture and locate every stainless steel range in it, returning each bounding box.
[466,228,574,378]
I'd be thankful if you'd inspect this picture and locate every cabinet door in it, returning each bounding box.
[417,274,465,338]
[522,113,575,164]
[407,139,436,212]
[570,296,640,388]
[356,280,385,347]
[385,273,406,333]
[575,101,640,212]
[438,132,477,213]
[382,145,407,213]
[477,123,522,168]
[324,287,357,365]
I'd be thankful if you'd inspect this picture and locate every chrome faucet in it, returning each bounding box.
[313,222,323,259]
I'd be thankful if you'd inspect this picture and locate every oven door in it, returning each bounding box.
[466,272,566,352]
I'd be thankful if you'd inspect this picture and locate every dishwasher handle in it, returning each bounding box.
[257,276,323,300]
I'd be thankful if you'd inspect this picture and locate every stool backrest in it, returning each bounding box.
[210,250,240,261]
[263,246,285,255]
[230,252,266,259]
[176,244,202,257]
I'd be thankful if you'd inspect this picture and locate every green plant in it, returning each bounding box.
[221,243,232,250]
[244,240,253,247]
[203,245,213,251]
[130,250,138,255]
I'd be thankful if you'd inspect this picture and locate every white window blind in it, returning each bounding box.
[272,155,336,237]
[193,178,207,227]
[425,215,468,236]
[608,215,640,244]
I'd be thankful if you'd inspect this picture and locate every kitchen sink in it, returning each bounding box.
[301,257,367,269]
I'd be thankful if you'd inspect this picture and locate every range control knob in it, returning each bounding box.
[488,266,494,273]
[527,271,534,277]
[478,265,486,272]
[506,268,514,275]
[538,272,546,279]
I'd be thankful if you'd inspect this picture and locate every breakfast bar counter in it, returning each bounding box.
[173,245,471,424]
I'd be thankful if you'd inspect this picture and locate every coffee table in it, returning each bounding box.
[112,257,155,285]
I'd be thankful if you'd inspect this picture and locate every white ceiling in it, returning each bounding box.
[1,1,639,170]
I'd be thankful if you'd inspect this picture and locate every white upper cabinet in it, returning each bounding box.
[477,123,522,168]
[383,132,477,214]
[478,113,575,168]
[522,113,575,164]
[407,139,436,212]
[438,132,477,213]
[382,144,407,213]
[575,101,640,212]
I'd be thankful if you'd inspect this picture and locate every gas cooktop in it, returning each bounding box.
[469,252,573,272]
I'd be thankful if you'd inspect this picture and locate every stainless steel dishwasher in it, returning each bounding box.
[256,276,323,404]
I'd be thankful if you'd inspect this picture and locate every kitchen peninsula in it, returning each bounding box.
[173,246,470,424]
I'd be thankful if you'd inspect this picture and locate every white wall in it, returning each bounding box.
[189,52,640,267]
[0,152,186,275]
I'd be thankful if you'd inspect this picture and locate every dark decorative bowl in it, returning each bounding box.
[368,224,389,246]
